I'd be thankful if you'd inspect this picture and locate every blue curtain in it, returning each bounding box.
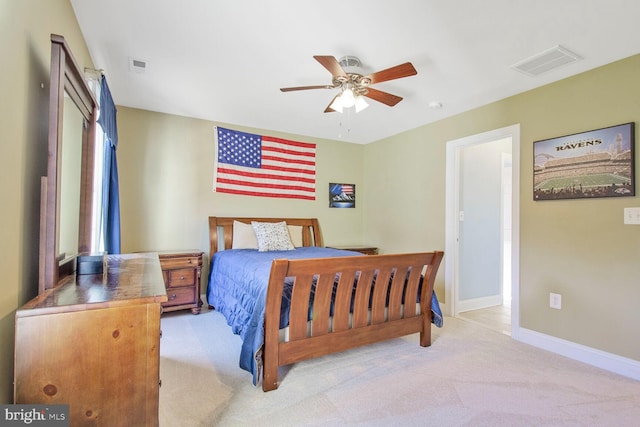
[97,76,121,254]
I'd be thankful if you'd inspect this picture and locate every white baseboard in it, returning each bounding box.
[440,302,450,317]
[456,295,502,313]
[515,327,640,381]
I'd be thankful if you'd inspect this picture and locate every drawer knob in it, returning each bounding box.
[170,293,177,300]
[43,384,58,396]
[180,276,185,280]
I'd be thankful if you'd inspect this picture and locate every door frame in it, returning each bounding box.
[444,124,521,336]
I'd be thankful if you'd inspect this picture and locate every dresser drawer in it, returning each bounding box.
[164,286,195,307]
[167,268,196,288]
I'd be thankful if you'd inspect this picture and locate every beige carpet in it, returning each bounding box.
[159,306,640,426]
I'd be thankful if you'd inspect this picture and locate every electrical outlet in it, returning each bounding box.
[549,293,562,309]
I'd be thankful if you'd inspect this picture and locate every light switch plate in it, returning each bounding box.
[550,293,562,309]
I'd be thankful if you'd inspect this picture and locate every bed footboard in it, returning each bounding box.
[262,251,443,391]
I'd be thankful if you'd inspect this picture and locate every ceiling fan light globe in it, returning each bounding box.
[329,96,344,113]
[341,88,356,108]
[354,96,369,113]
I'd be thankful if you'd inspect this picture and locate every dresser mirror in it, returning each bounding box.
[40,34,98,293]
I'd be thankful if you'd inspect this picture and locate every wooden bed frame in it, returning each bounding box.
[208,216,444,391]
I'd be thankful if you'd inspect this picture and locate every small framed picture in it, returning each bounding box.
[329,183,355,208]
[533,122,635,200]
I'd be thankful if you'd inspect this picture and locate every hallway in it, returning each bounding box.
[457,304,511,336]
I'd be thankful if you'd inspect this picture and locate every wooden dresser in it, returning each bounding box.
[14,253,167,427]
[158,251,204,314]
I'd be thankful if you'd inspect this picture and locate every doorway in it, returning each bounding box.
[444,125,520,336]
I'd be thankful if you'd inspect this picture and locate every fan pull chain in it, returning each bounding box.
[337,110,352,139]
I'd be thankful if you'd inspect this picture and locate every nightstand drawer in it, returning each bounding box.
[165,286,195,306]
[159,256,201,270]
[167,268,195,287]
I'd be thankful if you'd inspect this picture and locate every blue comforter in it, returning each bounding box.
[206,247,443,384]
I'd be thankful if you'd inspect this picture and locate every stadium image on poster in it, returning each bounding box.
[534,122,635,200]
[329,183,355,208]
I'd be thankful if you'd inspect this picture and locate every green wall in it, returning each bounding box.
[0,0,94,403]
[364,55,640,361]
[116,107,366,261]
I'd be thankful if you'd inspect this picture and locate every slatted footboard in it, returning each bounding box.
[262,251,444,391]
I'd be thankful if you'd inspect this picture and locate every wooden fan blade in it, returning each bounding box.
[363,87,403,106]
[280,85,334,92]
[313,55,347,78]
[365,62,417,84]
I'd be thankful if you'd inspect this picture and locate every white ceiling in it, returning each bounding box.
[71,0,640,144]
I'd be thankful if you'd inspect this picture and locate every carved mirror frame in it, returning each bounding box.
[40,34,98,293]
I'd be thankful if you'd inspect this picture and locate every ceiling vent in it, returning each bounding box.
[128,57,148,74]
[511,45,581,77]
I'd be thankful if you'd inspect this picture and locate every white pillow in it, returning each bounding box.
[232,220,258,249]
[287,225,303,247]
[251,221,295,252]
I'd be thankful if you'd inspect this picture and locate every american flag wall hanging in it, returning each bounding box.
[213,127,316,200]
[329,183,355,208]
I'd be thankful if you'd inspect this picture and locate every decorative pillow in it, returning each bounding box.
[232,220,258,249]
[251,221,295,252]
[287,225,303,247]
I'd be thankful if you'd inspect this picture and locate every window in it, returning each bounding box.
[85,74,106,253]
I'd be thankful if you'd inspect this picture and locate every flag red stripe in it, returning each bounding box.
[262,154,315,166]
[263,145,316,159]
[216,187,315,200]
[261,164,315,175]
[217,167,315,183]
[217,177,314,193]
[262,135,316,150]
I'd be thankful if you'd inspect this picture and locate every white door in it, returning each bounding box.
[457,138,510,312]
[445,125,520,335]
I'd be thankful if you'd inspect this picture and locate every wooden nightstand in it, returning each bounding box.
[158,251,204,314]
[327,245,379,255]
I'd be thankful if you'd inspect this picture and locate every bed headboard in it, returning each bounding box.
[208,217,324,258]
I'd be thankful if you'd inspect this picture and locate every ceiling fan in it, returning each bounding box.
[280,55,417,113]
